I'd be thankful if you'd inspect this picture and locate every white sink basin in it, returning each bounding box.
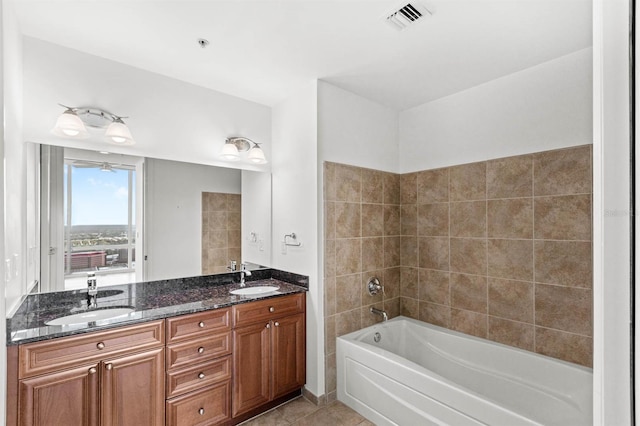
[230,286,280,296]
[46,308,135,326]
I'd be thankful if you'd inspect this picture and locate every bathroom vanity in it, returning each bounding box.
[6,269,308,426]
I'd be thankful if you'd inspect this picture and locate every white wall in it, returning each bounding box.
[0,1,8,421]
[592,0,632,423]
[3,0,25,314]
[241,170,272,267]
[318,81,399,173]
[21,37,271,173]
[399,48,593,172]
[271,81,321,397]
[144,158,240,281]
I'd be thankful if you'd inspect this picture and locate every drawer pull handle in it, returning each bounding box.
[274,321,280,327]
[198,408,205,415]
[105,363,113,371]
[266,323,270,329]
[88,367,97,374]
[198,346,205,354]
[269,307,275,313]
[96,342,105,350]
[198,372,205,379]
[198,321,205,328]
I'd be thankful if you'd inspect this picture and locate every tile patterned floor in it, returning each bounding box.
[240,396,375,426]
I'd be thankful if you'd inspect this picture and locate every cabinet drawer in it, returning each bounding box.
[233,293,304,327]
[19,320,164,379]
[166,382,231,426]
[166,309,231,343]
[166,332,231,370]
[166,355,231,398]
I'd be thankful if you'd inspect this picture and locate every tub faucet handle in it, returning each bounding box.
[367,277,383,296]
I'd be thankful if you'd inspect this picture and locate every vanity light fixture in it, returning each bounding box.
[51,104,136,146]
[220,137,267,164]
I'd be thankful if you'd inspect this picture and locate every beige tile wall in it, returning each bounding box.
[323,145,593,400]
[202,192,241,274]
[399,145,593,367]
[323,162,402,402]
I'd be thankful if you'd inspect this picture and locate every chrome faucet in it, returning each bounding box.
[239,263,251,287]
[370,307,388,322]
[87,272,98,308]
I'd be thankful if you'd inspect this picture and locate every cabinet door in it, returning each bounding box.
[101,347,165,426]
[19,364,99,426]
[232,322,271,417]
[271,313,306,399]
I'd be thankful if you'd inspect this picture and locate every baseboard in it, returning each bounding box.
[302,386,326,406]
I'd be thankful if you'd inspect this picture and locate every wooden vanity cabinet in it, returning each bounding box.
[165,308,232,426]
[14,320,165,426]
[8,292,307,426]
[231,293,306,418]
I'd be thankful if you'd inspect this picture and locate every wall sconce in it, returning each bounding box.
[220,137,267,164]
[51,104,135,145]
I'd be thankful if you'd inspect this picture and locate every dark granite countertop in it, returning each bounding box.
[7,268,308,345]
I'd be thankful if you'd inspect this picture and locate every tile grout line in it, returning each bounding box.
[447,168,452,328]
[485,161,490,338]
[532,155,537,353]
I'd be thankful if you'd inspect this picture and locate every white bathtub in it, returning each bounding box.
[337,317,592,426]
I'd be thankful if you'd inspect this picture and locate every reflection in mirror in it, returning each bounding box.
[40,145,144,292]
[143,156,241,282]
[33,143,272,294]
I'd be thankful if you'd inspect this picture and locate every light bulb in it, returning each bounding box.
[247,144,267,164]
[105,120,135,145]
[51,109,89,139]
[220,143,240,161]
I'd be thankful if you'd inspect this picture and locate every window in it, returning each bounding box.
[63,158,136,288]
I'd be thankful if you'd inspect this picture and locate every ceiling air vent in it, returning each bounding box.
[384,2,432,31]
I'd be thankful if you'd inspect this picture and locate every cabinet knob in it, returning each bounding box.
[198,373,205,379]
[269,307,275,313]
[88,367,97,374]
[198,321,205,328]
[96,342,105,350]
[197,346,205,354]
[198,408,205,415]
[274,321,280,327]
[266,323,270,329]
[105,363,113,371]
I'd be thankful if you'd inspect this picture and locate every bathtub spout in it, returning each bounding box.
[370,307,388,322]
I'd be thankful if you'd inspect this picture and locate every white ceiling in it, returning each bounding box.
[11,0,592,111]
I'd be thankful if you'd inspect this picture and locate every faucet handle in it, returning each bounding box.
[367,277,383,296]
[227,260,237,272]
[240,263,252,276]
[87,272,97,291]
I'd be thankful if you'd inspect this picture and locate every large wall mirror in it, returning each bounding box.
[31,142,272,294]
[17,37,273,297]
